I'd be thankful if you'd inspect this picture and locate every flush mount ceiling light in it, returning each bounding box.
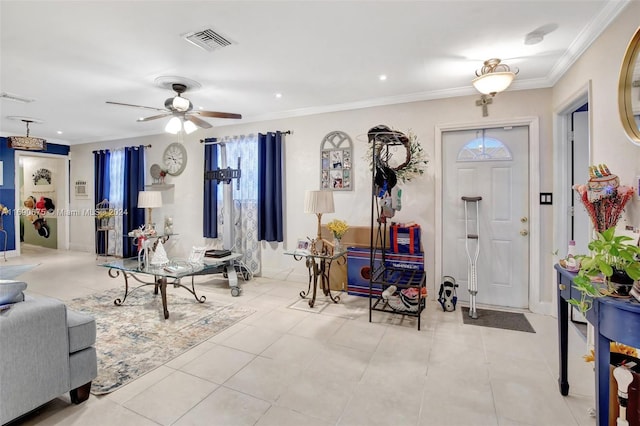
[472,58,519,96]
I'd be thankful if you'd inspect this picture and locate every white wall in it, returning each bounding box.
[70,89,553,298]
[553,1,640,222]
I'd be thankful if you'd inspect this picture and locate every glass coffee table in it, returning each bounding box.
[100,254,243,319]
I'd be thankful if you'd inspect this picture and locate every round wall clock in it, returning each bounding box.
[163,142,187,176]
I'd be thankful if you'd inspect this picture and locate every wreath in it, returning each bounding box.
[365,129,428,183]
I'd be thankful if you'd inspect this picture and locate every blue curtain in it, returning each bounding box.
[122,146,145,258]
[203,138,218,238]
[93,150,111,255]
[257,132,283,242]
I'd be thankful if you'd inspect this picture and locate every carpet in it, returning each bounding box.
[66,287,256,395]
[0,264,40,280]
[461,307,535,333]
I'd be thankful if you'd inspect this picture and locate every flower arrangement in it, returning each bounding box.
[327,219,349,240]
[96,209,115,220]
[365,129,428,183]
[584,342,637,363]
[0,204,9,216]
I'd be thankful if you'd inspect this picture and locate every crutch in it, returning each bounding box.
[462,196,482,319]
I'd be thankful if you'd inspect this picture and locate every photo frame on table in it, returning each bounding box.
[295,238,311,255]
[188,246,207,264]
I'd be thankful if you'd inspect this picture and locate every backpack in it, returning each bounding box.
[438,276,458,312]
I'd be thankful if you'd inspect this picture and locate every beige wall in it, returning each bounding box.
[70,88,553,299]
[69,5,640,308]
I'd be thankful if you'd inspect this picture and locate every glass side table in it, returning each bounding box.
[284,249,346,308]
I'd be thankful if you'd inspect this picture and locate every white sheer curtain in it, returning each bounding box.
[216,135,261,274]
[108,149,124,256]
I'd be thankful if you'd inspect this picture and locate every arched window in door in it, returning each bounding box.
[457,133,512,162]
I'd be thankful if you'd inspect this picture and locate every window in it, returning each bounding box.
[457,136,512,162]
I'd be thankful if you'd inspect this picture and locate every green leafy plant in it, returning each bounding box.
[569,226,640,313]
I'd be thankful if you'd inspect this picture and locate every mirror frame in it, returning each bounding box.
[619,27,640,145]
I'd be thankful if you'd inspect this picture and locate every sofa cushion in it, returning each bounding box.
[0,280,27,306]
[66,309,96,353]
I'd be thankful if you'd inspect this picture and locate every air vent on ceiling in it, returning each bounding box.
[183,28,233,52]
[0,92,34,103]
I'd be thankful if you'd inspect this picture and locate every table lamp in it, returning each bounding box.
[304,190,334,243]
[137,191,163,227]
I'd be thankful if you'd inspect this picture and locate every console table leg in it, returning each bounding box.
[557,283,569,396]
[595,318,610,426]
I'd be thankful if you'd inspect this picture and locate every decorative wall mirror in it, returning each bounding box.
[619,26,640,145]
[320,131,353,191]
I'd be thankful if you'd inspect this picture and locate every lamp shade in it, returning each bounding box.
[138,191,163,208]
[183,119,198,134]
[165,116,182,134]
[472,72,515,96]
[304,190,334,214]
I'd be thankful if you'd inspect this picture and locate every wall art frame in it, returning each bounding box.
[320,130,353,191]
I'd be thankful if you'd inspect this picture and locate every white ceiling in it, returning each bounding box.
[0,0,630,145]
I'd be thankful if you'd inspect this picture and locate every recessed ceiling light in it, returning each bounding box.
[56,131,63,135]
[275,93,282,99]
[379,75,387,81]
[198,106,204,110]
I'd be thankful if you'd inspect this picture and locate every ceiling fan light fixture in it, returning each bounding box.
[172,96,191,112]
[183,119,198,134]
[165,116,182,134]
[472,58,518,96]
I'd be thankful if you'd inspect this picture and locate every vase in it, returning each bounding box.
[609,268,635,296]
[334,237,342,253]
[100,218,109,229]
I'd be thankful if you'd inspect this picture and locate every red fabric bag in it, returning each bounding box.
[390,224,422,254]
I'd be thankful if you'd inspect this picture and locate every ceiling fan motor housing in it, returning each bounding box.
[165,96,192,112]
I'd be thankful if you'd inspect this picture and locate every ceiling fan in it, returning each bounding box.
[106,82,242,134]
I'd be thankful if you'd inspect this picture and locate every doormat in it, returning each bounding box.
[461,307,535,333]
[66,287,255,394]
[288,298,329,313]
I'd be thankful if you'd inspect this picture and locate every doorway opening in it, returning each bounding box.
[15,152,70,254]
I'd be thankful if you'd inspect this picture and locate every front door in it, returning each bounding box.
[442,126,530,309]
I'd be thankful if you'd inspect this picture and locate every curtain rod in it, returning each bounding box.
[199,130,292,145]
[92,144,151,154]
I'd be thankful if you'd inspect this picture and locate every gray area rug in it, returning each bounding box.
[461,307,535,333]
[66,287,255,395]
[0,264,40,280]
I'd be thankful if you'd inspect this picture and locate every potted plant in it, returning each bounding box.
[569,226,640,313]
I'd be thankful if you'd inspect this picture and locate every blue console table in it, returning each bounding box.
[556,264,640,426]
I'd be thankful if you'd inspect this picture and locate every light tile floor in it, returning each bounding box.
[6,245,596,426]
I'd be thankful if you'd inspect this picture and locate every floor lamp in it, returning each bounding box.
[304,190,334,253]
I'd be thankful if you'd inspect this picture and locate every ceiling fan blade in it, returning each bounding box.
[106,101,166,112]
[137,113,172,122]
[194,110,242,119]
[185,114,212,129]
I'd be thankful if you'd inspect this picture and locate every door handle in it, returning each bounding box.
[520,229,529,236]
[521,217,528,223]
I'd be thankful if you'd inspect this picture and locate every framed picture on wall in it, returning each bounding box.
[320,131,353,191]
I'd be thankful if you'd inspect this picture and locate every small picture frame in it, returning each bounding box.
[188,246,207,264]
[295,238,311,255]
